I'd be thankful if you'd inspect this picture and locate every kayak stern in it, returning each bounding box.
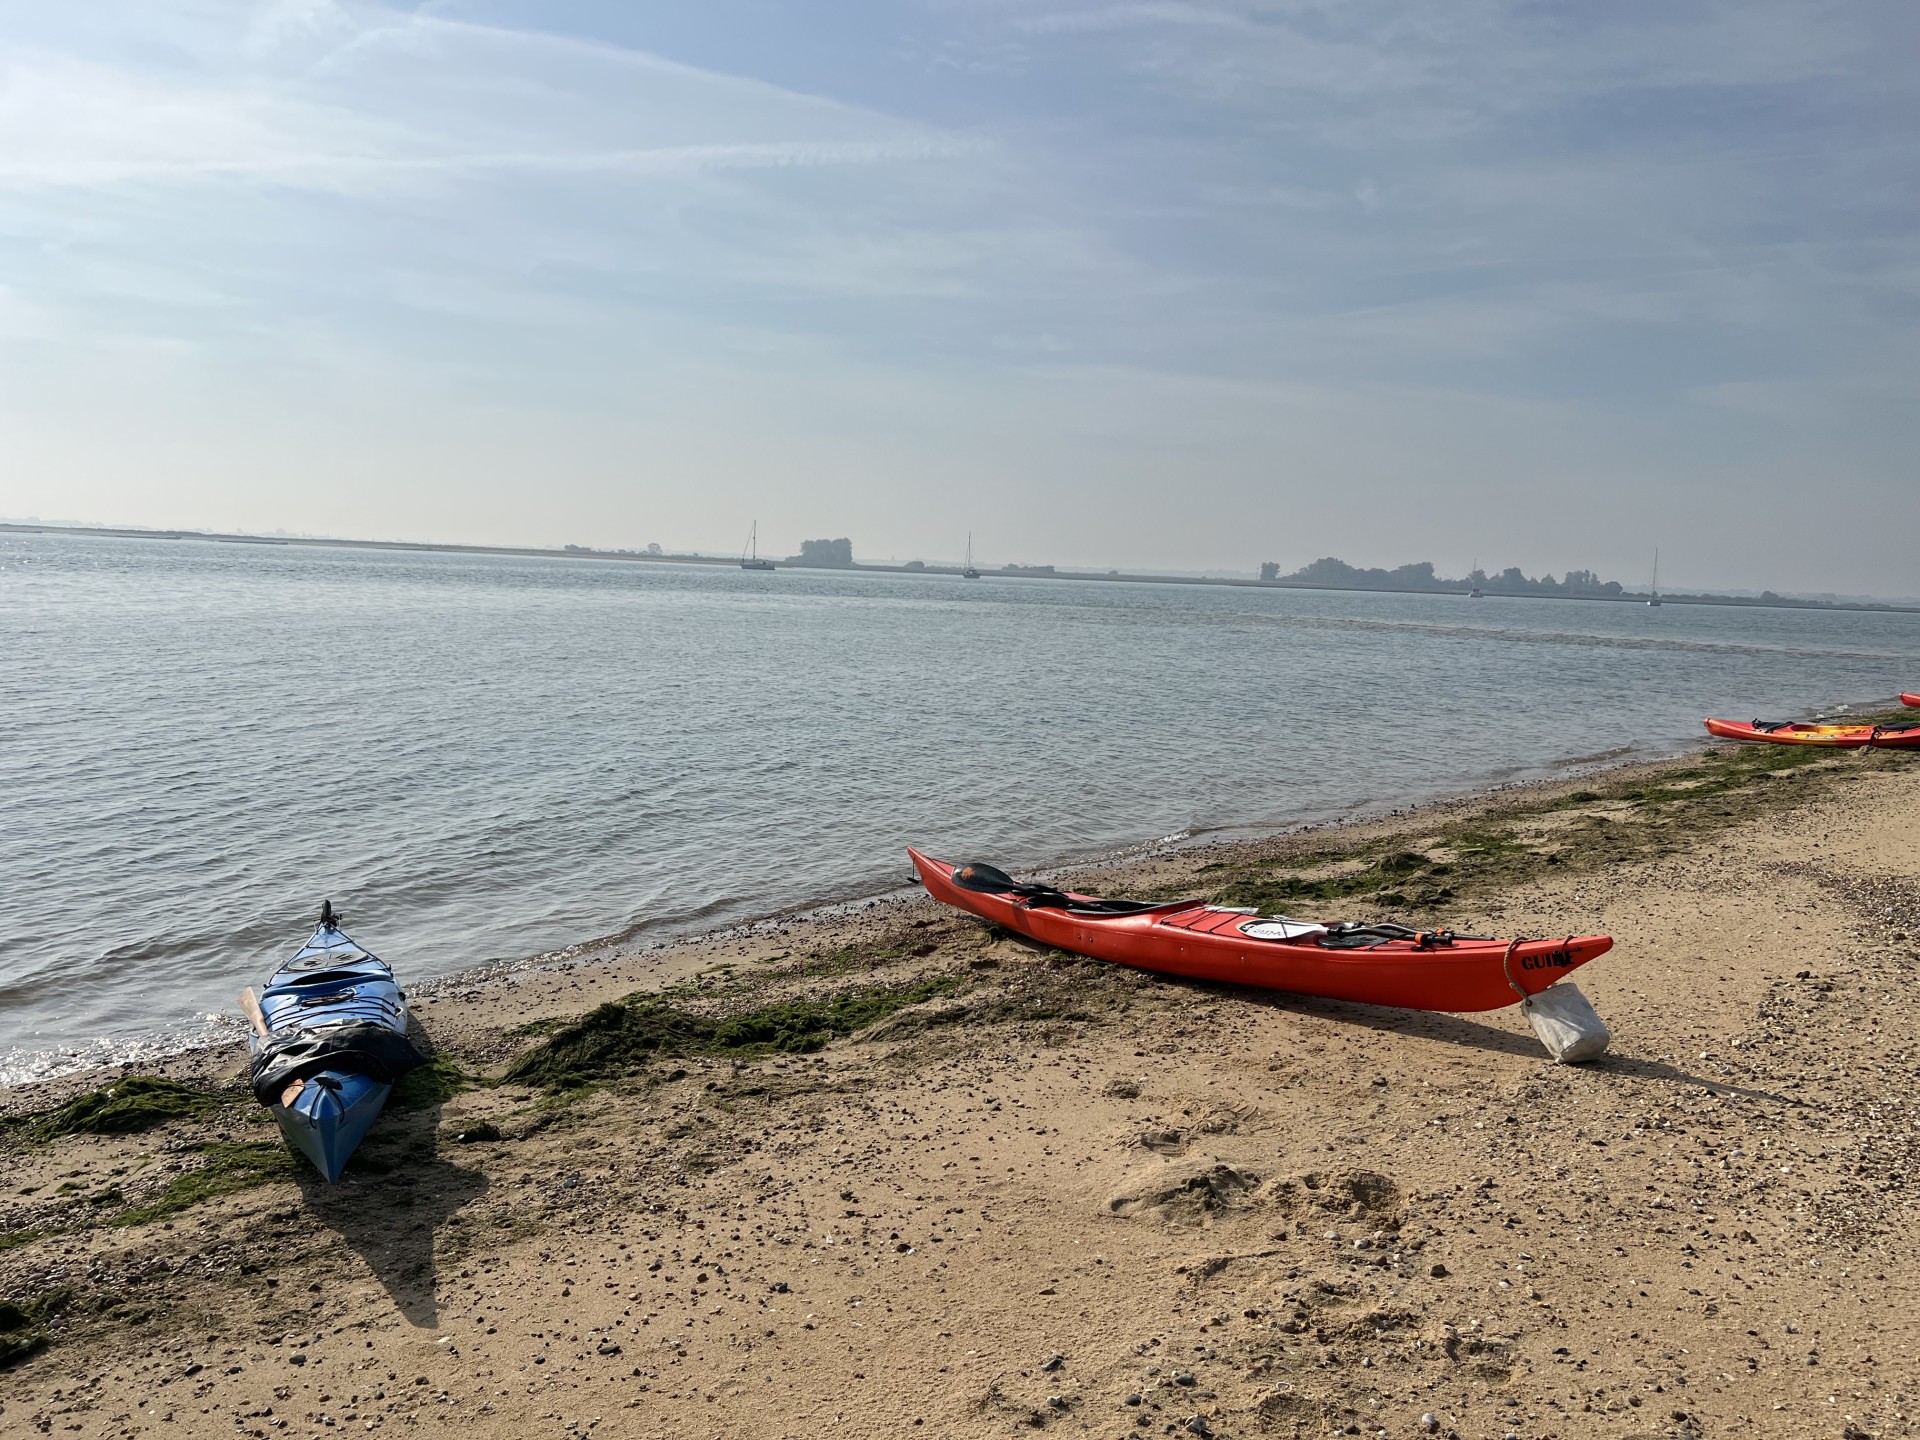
[274,1071,392,1183]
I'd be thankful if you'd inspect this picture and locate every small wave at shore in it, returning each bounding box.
[1,1013,251,1091]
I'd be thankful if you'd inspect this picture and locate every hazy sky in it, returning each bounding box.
[3,2,1915,591]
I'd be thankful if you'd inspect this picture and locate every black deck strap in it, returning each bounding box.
[248,1021,426,1106]
[1320,921,1477,950]
[1032,895,1191,915]
[1328,921,1423,941]
[265,970,371,993]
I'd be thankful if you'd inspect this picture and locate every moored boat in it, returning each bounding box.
[240,903,423,1182]
[1703,716,1920,750]
[740,521,775,571]
[908,848,1611,1013]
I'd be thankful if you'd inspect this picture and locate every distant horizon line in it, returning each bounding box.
[5,519,1918,616]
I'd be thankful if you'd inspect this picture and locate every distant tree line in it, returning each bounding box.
[1260,556,1630,597]
[788,538,854,567]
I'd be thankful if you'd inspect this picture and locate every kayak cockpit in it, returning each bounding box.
[1157,908,1493,949]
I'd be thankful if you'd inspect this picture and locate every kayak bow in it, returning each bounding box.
[908,848,1610,1013]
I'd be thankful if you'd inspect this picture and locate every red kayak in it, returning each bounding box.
[1903,693,1920,708]
[1704,717,1920,749]
[908,848,1611,1013]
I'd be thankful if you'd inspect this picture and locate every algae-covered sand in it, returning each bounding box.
[5,739,1920,1440]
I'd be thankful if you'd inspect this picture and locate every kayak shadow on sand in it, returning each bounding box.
[1183,977,1801,1107]
[292,1077,489,1330]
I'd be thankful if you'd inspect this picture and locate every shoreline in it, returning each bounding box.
[2,728,1733,1103]
[0,719,1896,1112]
[10,519,1919,616]
[5,736,1920,1437]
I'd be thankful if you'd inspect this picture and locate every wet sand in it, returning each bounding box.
[4,741,1919,1440]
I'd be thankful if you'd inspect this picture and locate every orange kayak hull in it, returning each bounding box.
[1903,693,1920,708]
[908,849,1610,1014]
[1704,717,1920,749]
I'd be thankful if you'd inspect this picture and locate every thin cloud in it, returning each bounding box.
[242,0,355,58]
[0,136,989,191]
[308,10,902,124]
[1014,3,1246,35]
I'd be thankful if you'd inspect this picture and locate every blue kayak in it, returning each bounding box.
[246,903,422,1183]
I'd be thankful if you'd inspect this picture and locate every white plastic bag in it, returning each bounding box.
[1521,982,1610,1064]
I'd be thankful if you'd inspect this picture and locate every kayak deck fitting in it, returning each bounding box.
[909,849,1611,1014]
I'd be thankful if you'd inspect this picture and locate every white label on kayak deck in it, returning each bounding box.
[1238,918,1331,942]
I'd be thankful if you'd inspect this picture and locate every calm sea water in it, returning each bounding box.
[5,530,1918,1085]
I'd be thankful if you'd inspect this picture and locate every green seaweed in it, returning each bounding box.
[0,1287,71,1369]
[1376,850,1430,874]
[706,981,962,1049]
[24,1076,224,1141]
[392,1055,486,1109]
[781,944,914,980]
[112,1142,297,1227]
[1194,738,1854,918]
[1205,848,1447,913]
[506,975,966,1089]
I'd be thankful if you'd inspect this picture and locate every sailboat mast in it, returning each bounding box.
[740,521,775,570]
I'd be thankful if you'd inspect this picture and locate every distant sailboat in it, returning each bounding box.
[1467,557,1483,598]
[962,532,980,580]
[1647,549,1663,607]
[741,521,775,572]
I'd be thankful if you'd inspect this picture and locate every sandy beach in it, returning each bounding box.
[5,737,1919,1440]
